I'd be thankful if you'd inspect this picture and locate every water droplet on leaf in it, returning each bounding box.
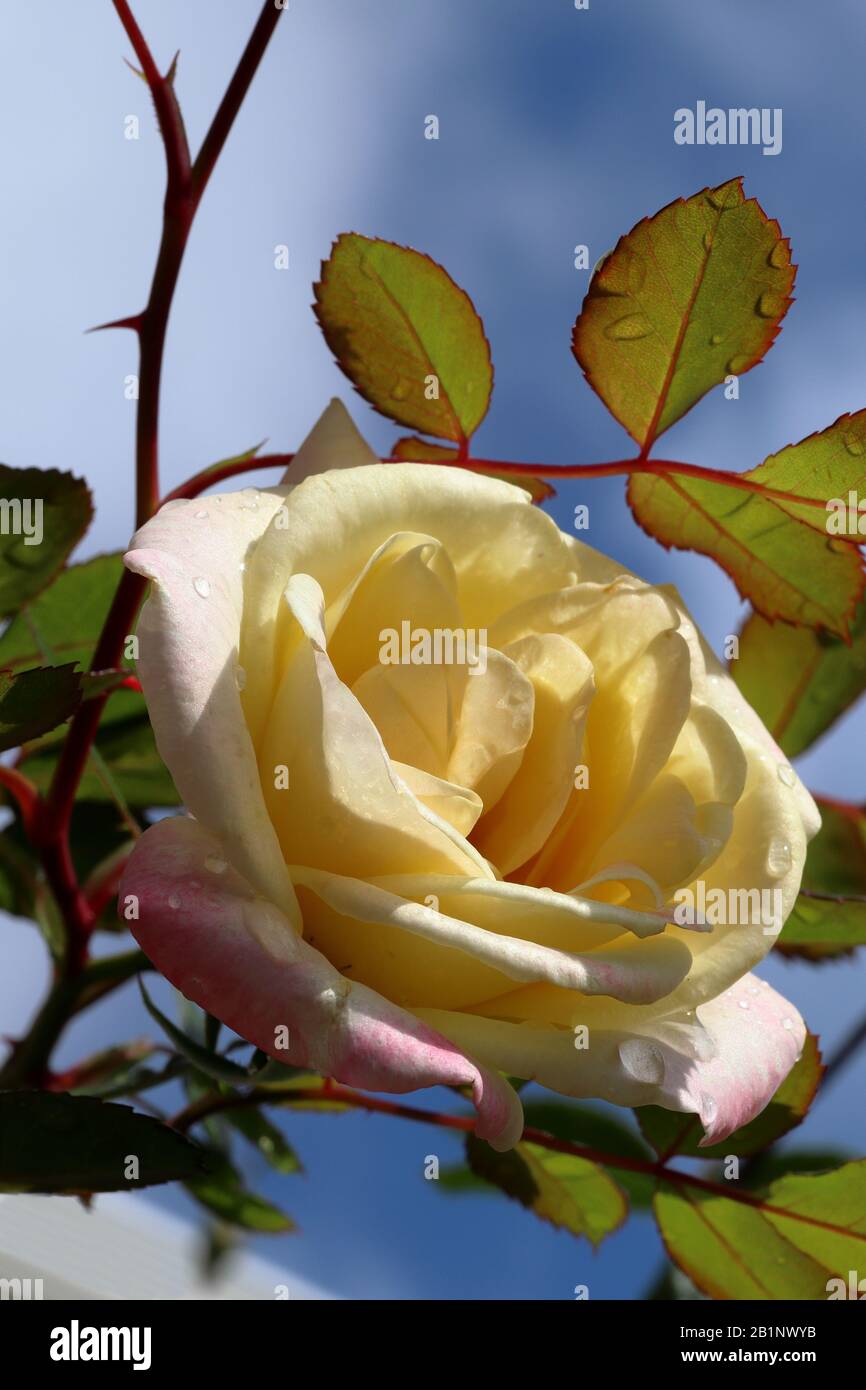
[604,313,653,341]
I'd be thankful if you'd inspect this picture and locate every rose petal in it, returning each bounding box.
[124,488,297,920]
[416,972,805,1145]
[121,815,524,1151]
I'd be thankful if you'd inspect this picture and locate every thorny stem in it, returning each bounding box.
[0,1,284,1082]
[162,447,837,514]
[168,1081,844,1225]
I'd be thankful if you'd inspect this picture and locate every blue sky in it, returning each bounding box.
[1,0,865,1298]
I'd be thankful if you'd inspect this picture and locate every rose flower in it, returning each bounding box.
[120,401,818,1151]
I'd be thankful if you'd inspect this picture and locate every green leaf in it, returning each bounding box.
[735,598,866,757]
[78,1054,188,1101]
[22,710,179,806]
[0,552,144,733]
[573,178,794,450]
[778,799,866,959]
[0,466,92,616]
[314,234,493,443]
[523,1100,656,1208]
[654,1160,866,1300]
[637,1033,823,1160]
[0,823,66,959]
[466,1133,627,1246]
[391,436,555,503]
[226,1108,303,1174]
[0,663,82,752]
[139,980,249,1085]
[186,1155,295,1233]
[64,1040,158,1094]
[743,1149,854,1189]
[0,1092,210,1193]
[628,450,864,637]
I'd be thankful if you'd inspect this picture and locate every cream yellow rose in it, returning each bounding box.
[120,400,819,1151]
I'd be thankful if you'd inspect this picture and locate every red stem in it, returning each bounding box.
[0,764,38,834]
[460,455,831,511]
[171,1081,834,1222]
[27,1,285,985]
[166,446,840,515]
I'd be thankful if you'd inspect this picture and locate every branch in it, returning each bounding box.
[456,455,831,512]
[169,1081,842,1227]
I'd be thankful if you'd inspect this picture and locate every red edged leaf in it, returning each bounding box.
[573,177,794,449]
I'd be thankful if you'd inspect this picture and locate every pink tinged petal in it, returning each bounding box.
[124,487,297,922]
[671,974,807,1146]
[121,815,524,1151]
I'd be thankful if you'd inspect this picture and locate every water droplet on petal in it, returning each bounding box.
[604,313,654,342]
[168,892,181,910]
[702,1093,718,1124]
[235,665,247,691]
[193,577,210,598]
[618,1038,666,1085]
[757,290,783,318]
[738,999,749,1010]
[766,839,793,877]
[777,764,797,788]
[194,509,208,520]
[205,855,227,875]
[782,1017,794,1030]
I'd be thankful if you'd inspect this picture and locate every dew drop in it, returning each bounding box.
[844,433,865,457]
[194,509,208,520]
[618,1038,666,1085]
[193,576,210,598]
[710,332,723,345]
[766,838,793,877]
[205,855,228,875]
[706,184,739,211]
[168,892,181,910]
[390,378,412,401]
[627,254,646,294]
[768,241,789,269]
[702,1093,718,1124]
[757,290,783,318]
[235,665,247,691]
[777,764,797,788]
[782,1017,794,1031]
[604,313,654,342]
[738,999,749,1010]
[727,354,751,374]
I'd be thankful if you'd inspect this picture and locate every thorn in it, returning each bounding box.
[165,50,180,85]
[122,57,147,83]
[85,314,143,335]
